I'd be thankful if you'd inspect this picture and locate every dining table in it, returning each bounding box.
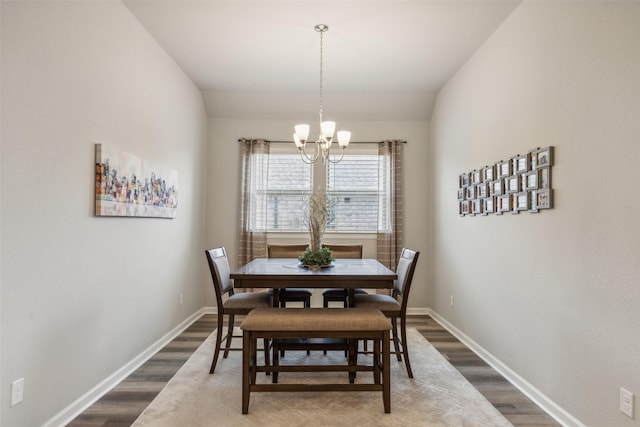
[231,257,397,307]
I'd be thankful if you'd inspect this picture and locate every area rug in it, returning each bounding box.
[133,328,512,427]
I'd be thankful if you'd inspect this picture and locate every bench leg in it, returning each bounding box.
[242,332,251,414]
[348,339,357,383]
[272,338,280,383]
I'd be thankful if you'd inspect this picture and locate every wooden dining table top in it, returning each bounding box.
[231,257,397,289]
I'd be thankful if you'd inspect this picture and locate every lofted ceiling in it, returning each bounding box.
[123,0,520,120]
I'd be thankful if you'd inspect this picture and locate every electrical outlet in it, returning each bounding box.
[179,293,184,306]
[449,294,454,308]
[620,387,634,418]
[11,378,24,407]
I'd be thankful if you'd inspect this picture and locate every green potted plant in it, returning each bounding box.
[298,247,334,270]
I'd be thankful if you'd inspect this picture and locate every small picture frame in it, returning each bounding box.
[471,169,481,185]
[525,171,538,190]
[457,188,465,201]
[527,148,539,170]
[519,175,528,192]
[536,189,553,209]
[478,183,488,199]
[497,195,510,214]
[482,197,495,215]
[472,199,483,215]
[466,185,476,200]
[483,165,494,182]
[460,173,469,188]
[460,200,470,216]
[536,146,553,167]
[506,175,520,194]
[529,191,539,213]
[511,154,528,174]
[497,160,511,178]
[491,180,503,196]
[538,167,551,189]
[512,192,528,213]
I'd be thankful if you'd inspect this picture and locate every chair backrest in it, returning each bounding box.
[322,244,363,259]
[394,248,420,308]
[205,247,234,310]
[267,244,309,258]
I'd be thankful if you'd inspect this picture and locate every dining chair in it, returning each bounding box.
[321,244,367,308]
[205,247,272,374]
[353,248,420,378]
[266,244,312,308]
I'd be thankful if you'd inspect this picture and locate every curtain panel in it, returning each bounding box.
[238,139,270,291]
[377,140,404,288]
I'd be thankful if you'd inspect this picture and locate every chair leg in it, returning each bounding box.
[224,314,235,358]
[391,317,402,361]
[210,312,224,374]
[400,315,413,378]
[263,338,270,376]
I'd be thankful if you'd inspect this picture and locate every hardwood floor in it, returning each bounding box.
[68,314,560,426]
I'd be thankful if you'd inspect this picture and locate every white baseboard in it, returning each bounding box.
[407,307,429,316]
[43,308,208,427]
[427,308,585,427]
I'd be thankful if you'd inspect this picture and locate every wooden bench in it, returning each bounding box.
[240,307,392,414]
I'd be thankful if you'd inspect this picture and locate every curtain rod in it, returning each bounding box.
[237,139,406,144]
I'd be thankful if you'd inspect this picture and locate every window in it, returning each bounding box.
[251,144,389,233]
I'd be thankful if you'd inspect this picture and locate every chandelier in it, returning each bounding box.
[293,24,351,164]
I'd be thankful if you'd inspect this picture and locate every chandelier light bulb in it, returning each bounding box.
[337,131,351,148]
[321,121,336,141]
[294,124,310,144]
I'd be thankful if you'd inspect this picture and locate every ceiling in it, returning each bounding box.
[123,1,521,120]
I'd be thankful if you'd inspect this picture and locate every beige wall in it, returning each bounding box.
[430,2,640,425]
[206,118,430,311]
[1,2,208,426]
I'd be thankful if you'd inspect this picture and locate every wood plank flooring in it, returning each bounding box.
[68,314,560,426]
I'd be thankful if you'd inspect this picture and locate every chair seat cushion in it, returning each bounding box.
[322,288,368,297]
[241,307,391,332]
[282,288,313,298]
[353,294,401,314]
[224,292,272,310]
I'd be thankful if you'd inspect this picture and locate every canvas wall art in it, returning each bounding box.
[95,143,178,218]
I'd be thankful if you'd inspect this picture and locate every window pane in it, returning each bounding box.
[252,154,313,231]
[327,154,389,232]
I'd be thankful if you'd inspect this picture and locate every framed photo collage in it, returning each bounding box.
[458,146,553,216]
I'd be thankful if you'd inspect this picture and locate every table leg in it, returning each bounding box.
[348,289,355,307]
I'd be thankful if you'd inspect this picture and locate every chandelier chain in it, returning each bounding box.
[318,27,324,124]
